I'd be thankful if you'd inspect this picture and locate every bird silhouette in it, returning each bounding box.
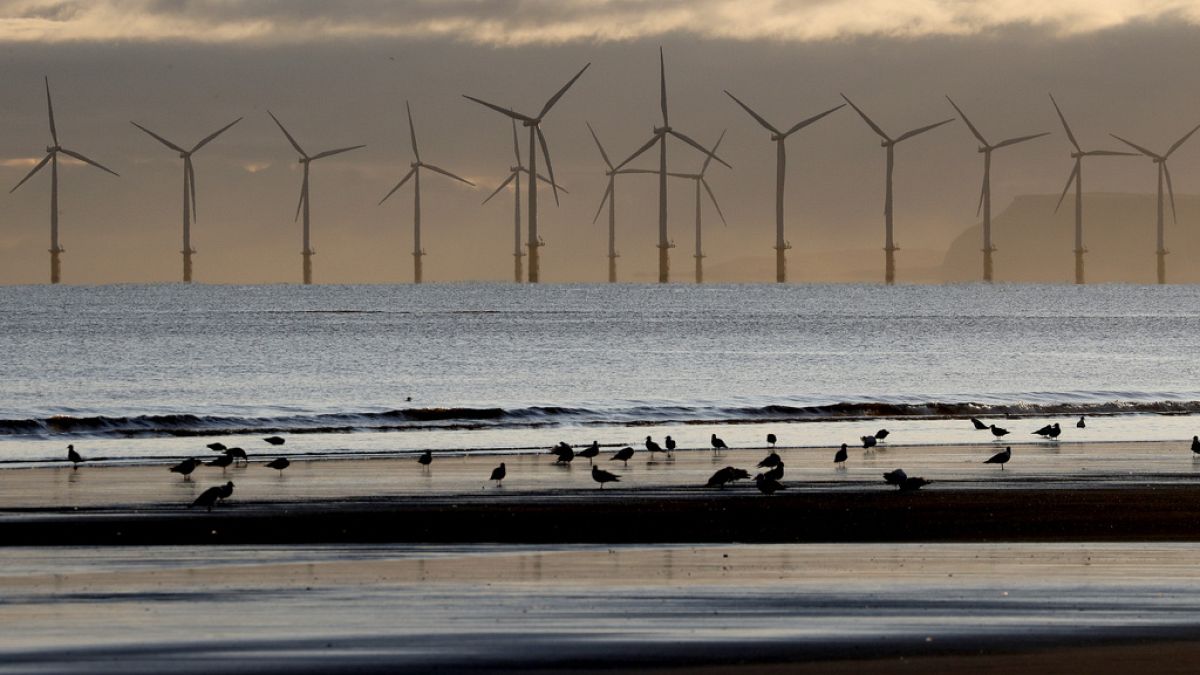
[552,441,572,457]
[592,465,620,489]
[985,446,1012,469]
[490,462,506,486]
[1077,416,1087,428]
[67,444,84,470]
[1033,423,1061,439]
[834,443,848,465]
[217,481,235,502]
[223,447,248,465]
[207,442,227,452]
[264,436,286,446]
[1191,436,1199,455]
[899,476,931,492]
[971,417,988,430]
[191,485,224,512]
[265,457,290,475]
[753,474,786,495]
[766,433,777,448]
[578,441,600,464]
[711,434,728,452]
[645,436,663,458]
[205,454,233,471]
[170,458,201,480]
[553,444,575,464]
[874,429,890,440]
[611,446,635,466]
[418,450,433,467]
[665,435,677,457]
[763,461,784,481]
[757,452,782,468]
[989,425,1010,439]
[883,468,908,486]
[861,435,878,449]
[706,466,750,488]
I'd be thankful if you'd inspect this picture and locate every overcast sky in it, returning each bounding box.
[2,0,1200,283]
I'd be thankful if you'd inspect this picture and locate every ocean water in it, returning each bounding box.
[2,283,1199,463]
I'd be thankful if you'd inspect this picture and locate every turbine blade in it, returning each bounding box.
[782,102,846,137]
[1109,134,1158,159]
[130,122,186,153]
[538,62,591,120]
[267,111,307,157]
[59,148,119,176]
[295,168,308,222]
[311,145,366,160]
[406,101,420,162]
[724,90,780,135]
[462,95,535,123]
[511,119,521,165]
[659,47,668,126]
[702,178,727,227]
[840,94,890,141]
[482,172,517,205]
[9,153,51,193]
[1048,94,1080,152]
[1164,162,1178,223]
[586,121,613,170]
[44,76,57,146]
[592,180,613,224]
[976,174,986,218]
[536,127,560,206]
[191,117,243,153]
[666,172,694,179]
[699,129,727,175]
[1055,161,1079,213]
[614,168,658,175]
[895,118,955,143]
[613,134,659,170]
[1083,150,1137,156]
[993,132,1050,149]
[187,158,198,222]
[422,162,475,186]
[944,96,988,146]
[669,130,732,169]
[533,171,567,193]
[378,167,415,205]
[1167,121,1200,157]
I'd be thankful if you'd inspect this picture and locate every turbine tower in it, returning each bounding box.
[130,117,242,283]
[842,95,953,285]
[482,119,567,283]
[10,77,119,284]
[585,122,625,283]
[1109,124,1200,284]
[379,102,475,284]
[945,97,1048,283]
[1049,94,1135,285]
[724,91,843,282]
[613,48,731,284]
[464,62,590,283]
[268,111,365,285]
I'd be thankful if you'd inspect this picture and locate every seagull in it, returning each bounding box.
[874,429,889,440]
[1191,436,1199,455]
[169,458,201,480]
[578,441,600,464]
[1033,423,1061,439]
[591,465,620,489]
[611,446,635,466]
[645,436,663,459]
[757,452,782,469]
[190,485,224,512]
[899,476,931,492]
[217,481,235,502]
[766,433,777,448]
[883,468,908,486]
[490,462,506,487]
[67,444,84,470]
[753,474,786,495]
[205,454,233,471]
[1077,416,1086,429]
[665,435,677,457]
[223,447,248,465]
[985,446,1012,469]
[763,461,784,482]
[207,442,227,452]
[834,443,848,466]
[264,436,286,446]
[265,457,291,475]
[710,434,728,452]
[553,444,574,464]
[971,417,988,430]
[706,466,750,488]
[417,450,432,467]
[989,425,1010,440]
[861,435,877,449]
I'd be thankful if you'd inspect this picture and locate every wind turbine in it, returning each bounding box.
[464,62,590,283]
[379,102,475,284]
[841,95,954,285]
[10,77,119,284]
[613,47,731,284]
[585,122,627,283]
[724,91,844,283]
[267,110,365,285]
[130,117,242,283]
[1049,94,1135,285]
[482,119,567,283]
[945,96,1048,283]
[1109,123,1200,284]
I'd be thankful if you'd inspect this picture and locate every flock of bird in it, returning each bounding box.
[57,413,1200,512]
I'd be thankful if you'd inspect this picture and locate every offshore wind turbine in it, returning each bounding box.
[482,119,566,283]
[1049,94,1135,285]
[585,122,626,283]
[130,117,242,283]
[10,77,119,284]
[724,91,844,283]
[613,48,731,283]
[945,97,1048,283]
[1109,123,1200,284]
[464,62,590,283]
[380,102,475,284]
[841,95,954,285]
[268,110,365,285]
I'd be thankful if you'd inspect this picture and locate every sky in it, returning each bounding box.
[2,0,1200,284]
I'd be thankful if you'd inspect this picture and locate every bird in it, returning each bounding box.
[223,447,248,465]
[67,444,84,469]
[578,441,600,464]
[1191,436,1199,455]
[205,454,233,471]
[705,466,750,488]
[709,434,728,453]
[265,457,291,475]
[970,417,988,430]
[206,442,227,452]
[834,443,848,465]
[1077,416,1087,429]
[552,441,572,457]
[763,461,784,482]
[899,477,931,492]
[874,429,889,440]
[553,444,574,464]
[417,450,433,467]
[883,468,908,486]
[592,465,620,489]
[861,435,877,449]
[645,436,663,458]
[217,481,235,502]
[611,447,635,466]
[490,462,506,486]
[190,485,224,512]
[169,458,201,480]
[1033,423,1061,440]
[664,435,677,456]
[989,425,1010,439]
[757,452,782,469]
[985,446,1012,469]
[766,433,777,448]
[264,436,286,446]
[753,474,786,495]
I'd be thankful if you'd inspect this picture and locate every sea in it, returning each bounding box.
[2,282,1199,465]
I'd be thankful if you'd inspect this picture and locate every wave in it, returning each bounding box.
[2,398,1199,439]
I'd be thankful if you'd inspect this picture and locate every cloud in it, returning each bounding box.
[1,0,1198,45]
